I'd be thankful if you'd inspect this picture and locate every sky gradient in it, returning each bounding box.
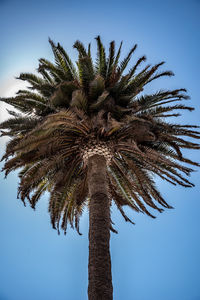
[0,0,200,299]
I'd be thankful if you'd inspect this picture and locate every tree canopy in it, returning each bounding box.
[1,36,199,234]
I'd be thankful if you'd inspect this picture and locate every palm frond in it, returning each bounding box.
[118,44,137,76]
[95,35,107,77]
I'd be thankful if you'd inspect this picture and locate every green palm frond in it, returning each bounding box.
[77,56,95,91]
[106,40,115,82]
[95,35,107,77]
[57,42,77,79]
[0,96,49,115]
[73,40,88,57]
[118,44,137,75]
[126,55,147,80]
[113,41,123,68]
[49,38,75,81]
[38,58,66,82]
[17,72,47,86]
[38,68,55,84]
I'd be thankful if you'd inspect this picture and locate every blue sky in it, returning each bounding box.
[0,0,200,299]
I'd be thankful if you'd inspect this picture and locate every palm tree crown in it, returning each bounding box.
[1,36,199,235]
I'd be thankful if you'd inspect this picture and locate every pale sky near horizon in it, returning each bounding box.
[0,1,200,300]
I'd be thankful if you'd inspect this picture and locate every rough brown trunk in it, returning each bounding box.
[87,154,113,300]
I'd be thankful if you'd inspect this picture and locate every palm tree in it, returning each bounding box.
[1,36,199,300]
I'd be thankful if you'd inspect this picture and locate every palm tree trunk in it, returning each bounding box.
[87,154,113,300]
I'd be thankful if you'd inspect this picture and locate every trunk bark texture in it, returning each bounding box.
[87,154,113,300]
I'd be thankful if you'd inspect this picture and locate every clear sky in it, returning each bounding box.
[0,0,200,299]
